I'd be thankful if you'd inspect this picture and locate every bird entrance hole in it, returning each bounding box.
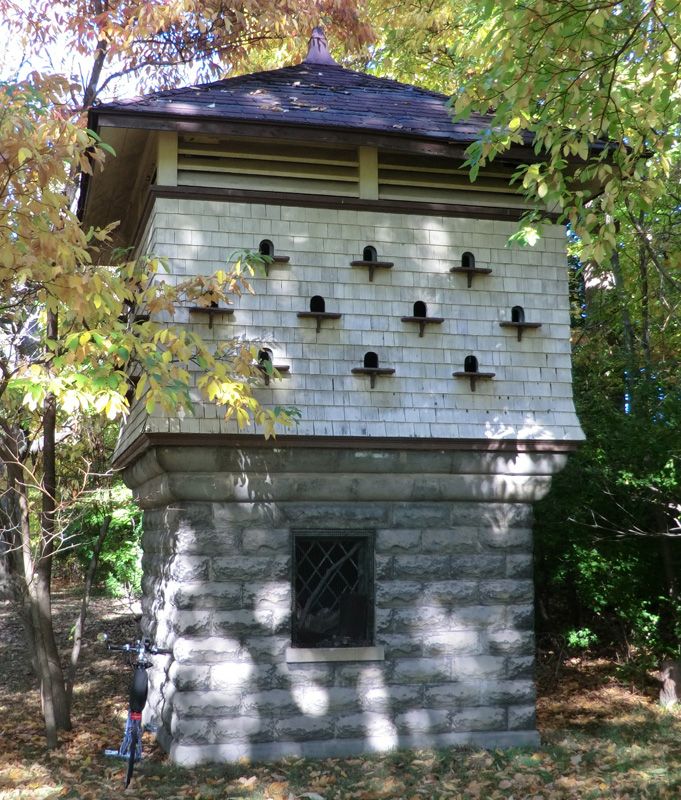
[363,245,378,262]
[352,352,395,386]
[511,305,525,323]
[413,301,427,318]
[351,247,393,281]
[464,355,479,374]
[259,239,274,257]
[363,351,379,369]
[461,251,475,268]
[310,295,326,312]
[455,355,493,390]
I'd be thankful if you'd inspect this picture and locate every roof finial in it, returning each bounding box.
[304,26,338,65]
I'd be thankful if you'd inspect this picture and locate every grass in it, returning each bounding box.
[0,590,679,799]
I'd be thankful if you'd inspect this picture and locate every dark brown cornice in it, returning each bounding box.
[113,431,582,470]
[90,109,539,167]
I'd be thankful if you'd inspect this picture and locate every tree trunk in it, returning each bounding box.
[1,437,39,675]
[636,213,651,367]
[658,533,678,601]
[659,660,681,707]
[37,309,71,735]
[28,573,62,747]
[1,390,71,747]
[657,531,680,654]
[0,489,17,600]
[6,457,64,747]
[609,235,638,411]
[0,549,10,599]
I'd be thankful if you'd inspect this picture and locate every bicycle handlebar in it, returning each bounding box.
[103,636,172,657]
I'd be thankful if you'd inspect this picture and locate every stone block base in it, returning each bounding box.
[159,728,541,766]
[125,444,566,764]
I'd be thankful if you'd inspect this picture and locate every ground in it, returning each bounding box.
[1,589,679,799]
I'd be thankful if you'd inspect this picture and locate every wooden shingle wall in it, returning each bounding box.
[116,197,583,457]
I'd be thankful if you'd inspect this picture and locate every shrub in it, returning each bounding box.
[56,483,142,598]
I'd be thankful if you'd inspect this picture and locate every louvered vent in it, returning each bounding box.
[178,136,359,196]
[378,153,525,206]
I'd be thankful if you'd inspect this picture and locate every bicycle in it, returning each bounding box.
[103,635,172,787]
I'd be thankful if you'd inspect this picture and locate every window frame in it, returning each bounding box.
[290,528,375,650]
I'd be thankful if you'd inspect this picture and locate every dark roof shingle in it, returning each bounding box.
[96,62,496,145]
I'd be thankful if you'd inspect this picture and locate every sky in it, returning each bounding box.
[1,16,86,84]
[0,21,206,105]
[0,11,147,102]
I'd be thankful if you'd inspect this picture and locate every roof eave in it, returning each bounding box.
[88,106,542,168]
[77,106,100,221]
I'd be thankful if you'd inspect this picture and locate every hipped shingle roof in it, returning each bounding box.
[94,61,498,146]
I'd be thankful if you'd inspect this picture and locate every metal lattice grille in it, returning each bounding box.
[292,532,373,647]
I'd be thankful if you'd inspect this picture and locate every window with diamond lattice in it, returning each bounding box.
[292,531,373,648]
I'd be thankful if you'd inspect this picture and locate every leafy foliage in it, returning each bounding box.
[57,484,142,599]
[367,1,680,264]
[449,0,680,266]
[534,265,681,659]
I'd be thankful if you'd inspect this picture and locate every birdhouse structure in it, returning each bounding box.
[81,29,584,765]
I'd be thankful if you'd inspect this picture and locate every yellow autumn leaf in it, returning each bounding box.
[17,147,32,165]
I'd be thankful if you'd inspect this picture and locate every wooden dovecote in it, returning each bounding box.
[81,25,584,769]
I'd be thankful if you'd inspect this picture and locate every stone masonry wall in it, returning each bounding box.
[129,446,557,765]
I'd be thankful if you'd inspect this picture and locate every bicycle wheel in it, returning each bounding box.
[125,726,138,788]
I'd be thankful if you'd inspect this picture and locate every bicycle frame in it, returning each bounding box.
[103,637,170,787]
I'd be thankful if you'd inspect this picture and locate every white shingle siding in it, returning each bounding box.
[117,199,584,453]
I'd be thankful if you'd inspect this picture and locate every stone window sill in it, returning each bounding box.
[285,646,385,664]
